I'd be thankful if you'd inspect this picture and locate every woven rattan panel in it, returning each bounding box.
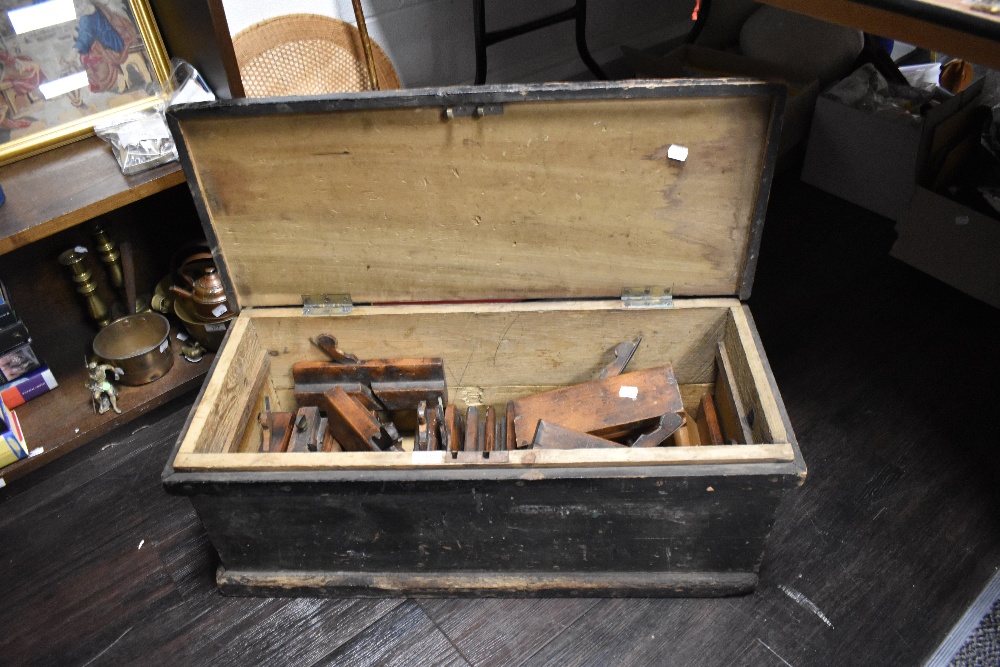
[232,14,400,97]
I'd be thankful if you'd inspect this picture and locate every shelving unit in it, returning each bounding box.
[0,139,211,484]
[0,137,185,254]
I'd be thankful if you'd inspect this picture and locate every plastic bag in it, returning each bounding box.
[95,59,215,176]
[823,64,934,125]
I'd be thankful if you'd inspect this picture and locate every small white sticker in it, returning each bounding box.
[619,386,639,400]
[667,144,688,162]
[0,478,5,489]
[955,216,969,225]
[74,245,88,254]
[176,332,189,341]
[211,304,228,317]
[28,447,43,457]
[205,322,227,332]
[159,340,168,353]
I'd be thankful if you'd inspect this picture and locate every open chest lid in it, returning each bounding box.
[168,80,784,309]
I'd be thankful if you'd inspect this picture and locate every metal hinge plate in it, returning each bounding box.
[443,103,504,120]
[621,286,673,309]
[302,294,353,316]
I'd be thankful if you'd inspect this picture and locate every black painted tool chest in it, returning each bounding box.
[161,80,806,597]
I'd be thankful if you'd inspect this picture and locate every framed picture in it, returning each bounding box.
[0,0,169,166]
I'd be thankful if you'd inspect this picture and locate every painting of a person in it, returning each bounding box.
[0,49,44,129]
[73,1,139,93]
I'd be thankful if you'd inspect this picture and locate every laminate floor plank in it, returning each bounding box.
[0,408,193,666]
[314,601,471,667]
[113,596,405,667]
[419,598,600,666]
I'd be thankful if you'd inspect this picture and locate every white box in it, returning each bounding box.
[801,75,983,221]
[891,186,1000,309]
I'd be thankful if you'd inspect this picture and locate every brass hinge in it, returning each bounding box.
[621,286,673,309]
[443,103,504,120]
[302,294,353,316]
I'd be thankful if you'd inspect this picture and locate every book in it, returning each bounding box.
[0,365,58,409]
[0,322,30,356]
[0,399,27,469]
[0,342,41,382]
[0,281,18,330]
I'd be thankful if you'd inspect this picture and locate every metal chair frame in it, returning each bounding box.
[472,0,607,84]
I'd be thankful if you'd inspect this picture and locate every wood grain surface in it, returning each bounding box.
[172,298,795,470]
[760,0,1000,69]
[0,137,184,254]
[174,91,773,306]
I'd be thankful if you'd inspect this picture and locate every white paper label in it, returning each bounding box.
[205,322,227,332]
[619,386,639,400]
[0,478,5,489]
[159,340,168,353]
[176,332,189,341]
[211,304,228,317]
[28,447,43,457]
[116,115,171,145]
[411,451,443,465]
[170,78,216,105]
[667,144,689,162]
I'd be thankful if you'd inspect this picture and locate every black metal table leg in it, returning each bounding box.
[473,0,488,85]
[574,0,608,80]
[473,0,608,84]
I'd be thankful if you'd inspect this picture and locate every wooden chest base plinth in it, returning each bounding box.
[216,567,758,598]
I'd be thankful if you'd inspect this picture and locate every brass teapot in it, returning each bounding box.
[170,266,232,321]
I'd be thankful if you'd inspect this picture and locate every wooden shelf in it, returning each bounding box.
[0,135,205,484]
[0,137,185,255]
[0,329,212,484]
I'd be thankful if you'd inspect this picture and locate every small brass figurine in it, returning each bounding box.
[180,340,207,363]
[86,360,123,415]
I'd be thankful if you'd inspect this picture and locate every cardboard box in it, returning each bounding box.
[162,81,805,598]
[801,73,984,221]
[891,187,1000,309]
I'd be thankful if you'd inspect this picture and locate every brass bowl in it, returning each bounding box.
[174,297,234,352]
[92,312,174,386]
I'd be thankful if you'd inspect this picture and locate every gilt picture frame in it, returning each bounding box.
[0,0,170,166]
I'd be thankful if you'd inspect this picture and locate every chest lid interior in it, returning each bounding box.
[168,80,784,309]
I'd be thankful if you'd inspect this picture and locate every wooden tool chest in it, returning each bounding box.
[161,80,806,597]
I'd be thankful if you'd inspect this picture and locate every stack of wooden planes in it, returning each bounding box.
[257,334,738,455]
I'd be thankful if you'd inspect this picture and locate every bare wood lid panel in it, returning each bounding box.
[172,84,778,307]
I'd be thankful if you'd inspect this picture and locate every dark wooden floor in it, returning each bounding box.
[2,173,999,667]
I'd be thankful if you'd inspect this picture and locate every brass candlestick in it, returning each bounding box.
[59,247,111,328]
[88,222,123,291]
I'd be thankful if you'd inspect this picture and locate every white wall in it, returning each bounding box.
[221,0,691,87]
